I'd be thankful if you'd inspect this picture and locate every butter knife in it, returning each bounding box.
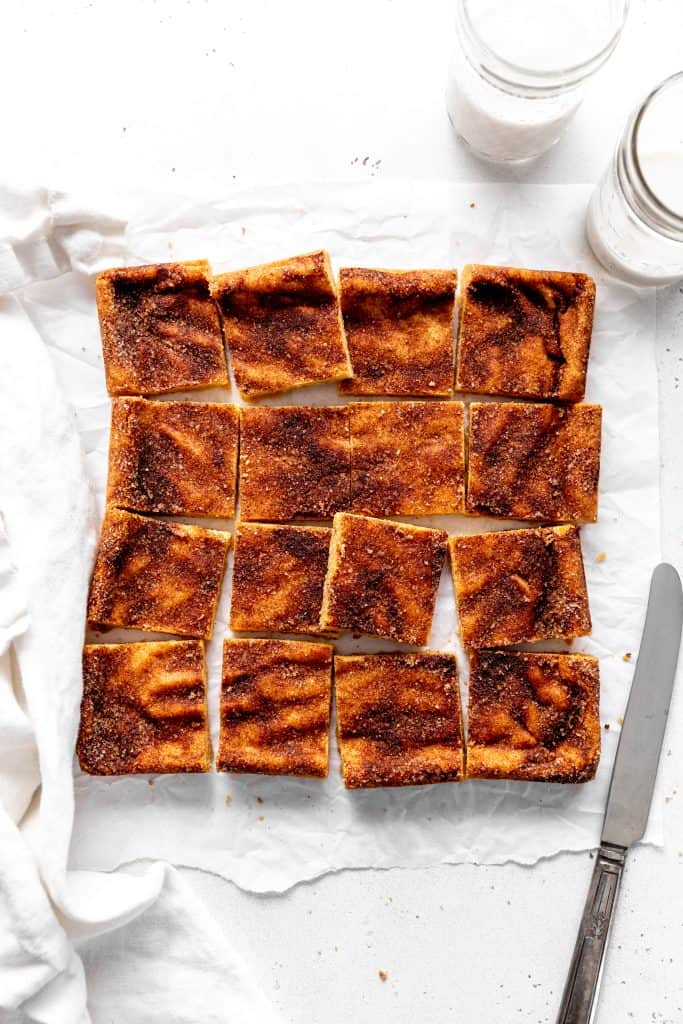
[556,562,683,1024]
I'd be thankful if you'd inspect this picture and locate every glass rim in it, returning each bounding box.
[625,71,683,238]
[458,0,630,95]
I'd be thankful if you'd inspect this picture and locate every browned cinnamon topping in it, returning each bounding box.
[320,513,448,645]
[350,401,466,516]
[96,261,228,396]
[466,650,600,783]
[78,641,212,774]
[467,402,602,522]
[334,652,463,788]
[106,397,239,518]
[449,525,591,649]
[339,267,457,396]
[211,250,351,399]
[239,405,350,521]
[230,523,333,635]
[87,509,230,638]
[455,264,595,401]
[218,638,333,777]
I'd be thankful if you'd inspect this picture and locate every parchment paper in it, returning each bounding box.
[13,182,658,893]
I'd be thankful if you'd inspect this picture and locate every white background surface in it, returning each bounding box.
[3,1,683,1022]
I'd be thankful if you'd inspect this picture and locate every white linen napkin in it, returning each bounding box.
[0,187,281,1024]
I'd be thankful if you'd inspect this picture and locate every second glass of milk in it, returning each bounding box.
[446,0,629,164]
[587,72,683,285]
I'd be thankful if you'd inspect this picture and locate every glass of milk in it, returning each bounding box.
[587,72,683,285]
[446,0,629,164]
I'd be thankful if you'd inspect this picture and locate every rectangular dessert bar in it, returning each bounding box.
[239,405,350,521]
[455,264,596,401]
[218,638,333,777]
[334,652,463,788]
[78,641,212,774]
[449,525,591,649]
[96,261,229,396]
[107,397,239,518]
[466,650,600,783]
[230,523,333,635]
[339,267,457,395]
[87,509,230,639]
[349,401,466,516]
[466,402,602,523]
[320,512,447,645]
[211,250,351,400]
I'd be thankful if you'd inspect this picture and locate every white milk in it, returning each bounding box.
[587,77,683,285]
[447,0,618,163]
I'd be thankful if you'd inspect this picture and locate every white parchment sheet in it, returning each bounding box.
[14,182,659,893]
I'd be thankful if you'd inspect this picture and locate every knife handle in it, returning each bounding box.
[556,843,626,1024]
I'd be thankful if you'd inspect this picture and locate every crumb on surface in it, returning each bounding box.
[623,652,632,662]
[604,723,610,730]
[378,970,388,982]
[617,716,624,725]
[596,551,607,562]
[225,794,232,806]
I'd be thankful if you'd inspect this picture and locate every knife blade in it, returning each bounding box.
[556,562,683,1024]
[601,562,683,847]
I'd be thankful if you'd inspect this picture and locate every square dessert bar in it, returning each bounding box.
[320,513,448,645]
[96,261,229,396]
[339,267,457,396]
[107,397,239,518]
[87,509,230,639]
[449,525,591,649]
[334,652,464,788]
[239,405,350,521]
[230,523,332,635]
[455,264,596,401]
[350,401,465,516]
[211,250,351,400]
[467,402,602,523]
[218,639,333,777]
[466,650,600,783]
[78,641,212,774]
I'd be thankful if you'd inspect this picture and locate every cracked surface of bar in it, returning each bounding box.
[466,650,600,783]
[455,264,595,401]
[78,641,212,774]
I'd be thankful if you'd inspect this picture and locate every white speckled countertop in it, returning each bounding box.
[4,1,682,1020]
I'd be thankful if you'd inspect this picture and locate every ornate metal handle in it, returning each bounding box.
[556,843,626,1024]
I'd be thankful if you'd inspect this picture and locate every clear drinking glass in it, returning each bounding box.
[586,72,683,286]
[446,0,629,164]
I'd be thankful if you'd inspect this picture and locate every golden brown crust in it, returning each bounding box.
[455,264,595,401]
[96,261,228,396]
[239,405,350,521]
[467,402,602,523]
[87,509,230,638]
[350,401,465,516]
[334,652,463,788]
[218,638,332,776]
[449,525,591,649]
[78,641,211,774]
[230,524,332,635]
[339,267,457,396]
[466,650,600,783]
[106,397,239,518]
[211,250,351,399]
[320,513,447,645]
